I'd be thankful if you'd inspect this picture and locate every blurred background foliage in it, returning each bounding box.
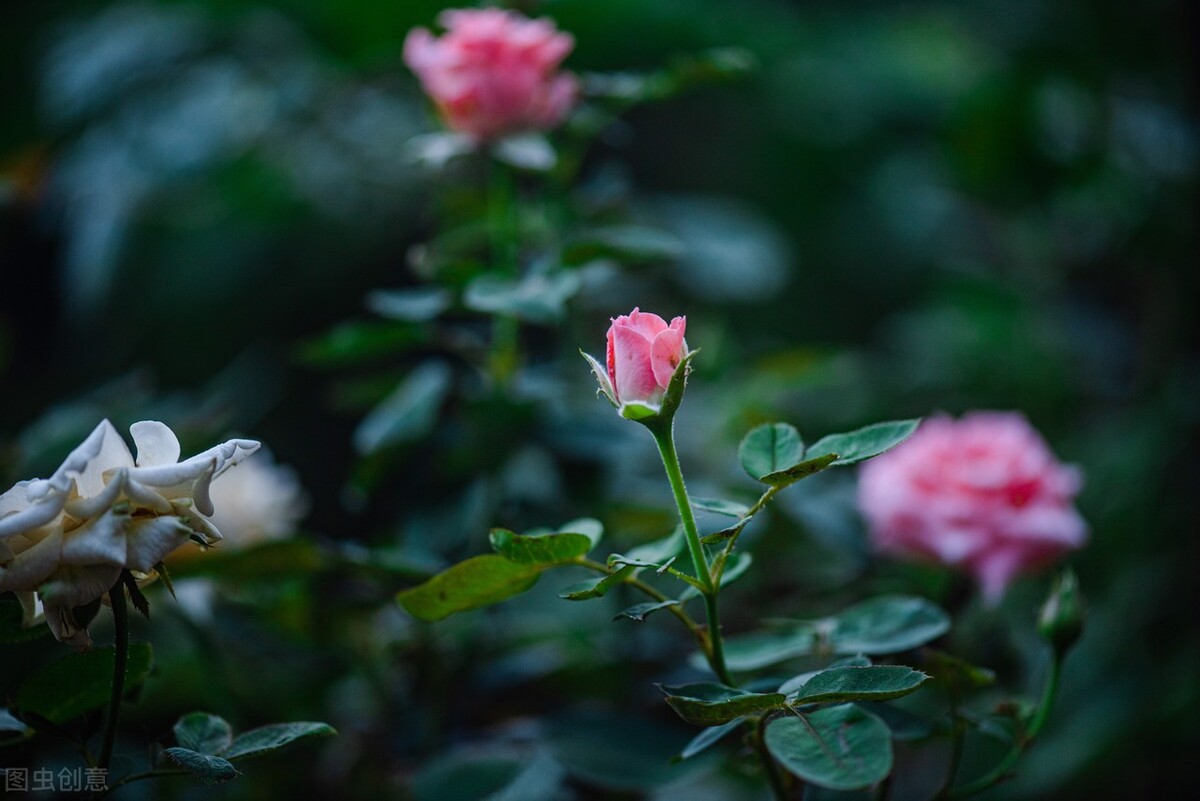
[1,0,1196,798]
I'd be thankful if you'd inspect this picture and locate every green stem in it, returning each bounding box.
[949,649,1062,798]
[577,558,706,650]
[651,426,734,686]
[485,156,521,388]
[97,580,129,781]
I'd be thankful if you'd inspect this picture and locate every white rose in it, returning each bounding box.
[204,450,308,547]
[0,419,259,648]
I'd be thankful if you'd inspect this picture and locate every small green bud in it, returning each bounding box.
[1038,568,1086,654]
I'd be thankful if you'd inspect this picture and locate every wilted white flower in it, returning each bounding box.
[0,419,259,648]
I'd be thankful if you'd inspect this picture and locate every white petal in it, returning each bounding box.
[122,476,174,514]
[42,598,93,651]
[124,516,192,572]
[131,420,181,467]
[59,508,130,568]
[63,469,127,519]
[0,480,36,516]
[0,527,63,592]
[39,563,122,608]
[0,492,67,539]
[15,591,43,627]
[34,420,135,500]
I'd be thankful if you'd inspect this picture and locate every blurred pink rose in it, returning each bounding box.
[403,8,578,141]
[606,308,687,412]
[858,412,1087,603]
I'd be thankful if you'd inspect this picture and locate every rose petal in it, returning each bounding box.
[131,420,182,467]
[650,325,686,388]
[60,508,130,568]
[610,324,660,406]
[0,527,63,592]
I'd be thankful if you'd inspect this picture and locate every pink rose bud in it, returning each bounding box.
[857,412,1087,603]
[583,308,688,419]
[403,8,579,142]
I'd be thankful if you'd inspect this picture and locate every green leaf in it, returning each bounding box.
[778,655,872,695]
[557,518,604,549]
[353,361,452,455]
[760,453,838,487]
[488,529,593,565]
[222,722,337,761]
[163,747,240,784]
[174,712,234,755]
[559,566,635,600]
[613,600,679,622]
[806,419,920,466]
[765,705,894,790]
[828,595,950,654]
[789,666,930,705]
[15,642,153,724]
[567,225,685,264]
[398,555,544,621]
[739,423,804,480]
[464,272,582,324]
[0,593,47,644]
[661,683,787,726]
[692,498,751,518]
[677,718,745,760]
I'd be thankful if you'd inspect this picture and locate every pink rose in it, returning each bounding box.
[403,8,579,141]
[589,307,686,417]
[857,412,1087,603]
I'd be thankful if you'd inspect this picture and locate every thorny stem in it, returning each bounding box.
[949,648,1063,798]
[577,558,707,652]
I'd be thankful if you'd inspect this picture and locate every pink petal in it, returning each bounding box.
[650,326,686,388]
[610,325,659,405]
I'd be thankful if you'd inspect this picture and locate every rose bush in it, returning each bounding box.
[858,412,1087,602]
[0,419,259,647]
[403,7,578,141]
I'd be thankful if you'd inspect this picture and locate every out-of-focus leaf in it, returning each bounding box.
[412,751,564,801]
[721,596,949,671]
[366,287,452,322]
[297,320,424,368]
[765,704,893,790]
[676,718,745,760]
[488,528,594,565]
[174,712,233,755]
[828,595,950,654]
[566,225,684,264]
[493,134,556,171]
[661,683,787,726]
[353,361,452,455]
[464,272,582,324]
[221,722,336,761]
[0,709,28,735]
[163,747,240,784]
[15,643,153,724]
[806,420,920,466]
[397,555,545,622]
[545,711,688,791]
[692,497,751,518]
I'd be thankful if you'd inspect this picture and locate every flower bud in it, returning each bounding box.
[583,308,689,421]
[1038,568,1086,654]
